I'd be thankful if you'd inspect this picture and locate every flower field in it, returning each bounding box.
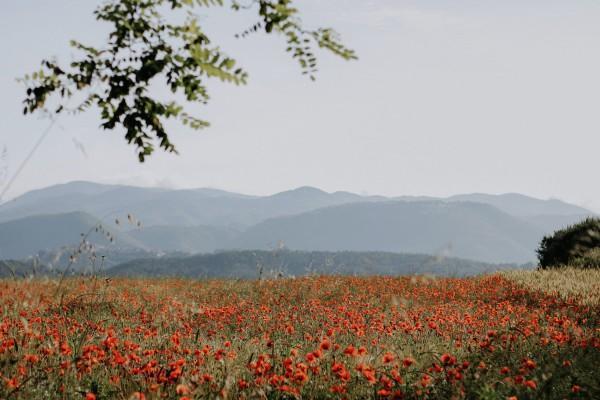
[1,273,598,399]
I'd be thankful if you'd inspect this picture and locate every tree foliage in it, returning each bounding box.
[21,0,356,161]
[537,217,600,269]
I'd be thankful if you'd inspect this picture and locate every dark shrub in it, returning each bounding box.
[537,217,600,269]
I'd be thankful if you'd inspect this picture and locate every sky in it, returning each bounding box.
[1,0,599,211]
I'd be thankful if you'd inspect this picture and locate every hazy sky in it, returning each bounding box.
[1,1,599,211]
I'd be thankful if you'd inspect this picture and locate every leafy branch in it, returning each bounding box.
[21,0,356,161]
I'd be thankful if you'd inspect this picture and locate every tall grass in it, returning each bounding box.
[500,267,600,306]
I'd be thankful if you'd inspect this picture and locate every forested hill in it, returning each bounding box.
[106,250,519,278]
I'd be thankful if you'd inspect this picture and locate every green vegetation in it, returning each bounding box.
[537,218,600,269]
[21,0,355,161]
[107,249,510,278]
[0,250,510,279]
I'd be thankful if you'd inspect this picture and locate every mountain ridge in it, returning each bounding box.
[230,200,544,263]
[1,181,593,224]
[0,181,595,265]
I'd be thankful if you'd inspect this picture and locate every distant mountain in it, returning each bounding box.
[0,259,50,278]
[6,181,122,204]
[0,182,369,228]
[3,182,592,228]
[107,250,508,278]
[446,193,590,217]
[0,183,175,226]
[0,211,141,259]
[0,211,240,263]
[128,225,239,253]
[231,201,545,263]
[0,181,595,265]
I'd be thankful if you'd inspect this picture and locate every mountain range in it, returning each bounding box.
[0,181,594,266]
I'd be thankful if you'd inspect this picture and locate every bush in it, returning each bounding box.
[537,217,600,269]
[571,247,600,269]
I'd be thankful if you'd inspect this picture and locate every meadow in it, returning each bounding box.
[0,272,598,399]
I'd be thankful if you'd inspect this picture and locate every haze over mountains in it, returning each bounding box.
[0,181,594,266]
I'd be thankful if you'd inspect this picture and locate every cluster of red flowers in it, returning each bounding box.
[0,275,598,399]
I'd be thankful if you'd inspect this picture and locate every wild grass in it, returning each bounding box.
[500,267,600,306]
